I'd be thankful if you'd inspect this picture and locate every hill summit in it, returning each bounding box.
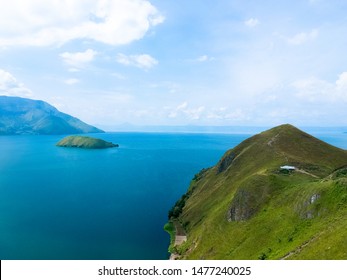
[168,124,347,259]
[0,96,103,135]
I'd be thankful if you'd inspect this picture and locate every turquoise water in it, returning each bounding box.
[0,133,249,259]
[0,131,346,260]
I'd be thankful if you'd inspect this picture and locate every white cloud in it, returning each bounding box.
[167,103,250,123]
[286,29,319,45]
[0,0,164,47]
[224,109,249,121]
[335,72,347,90]
[197,55,209,62]
[0,69,32,97]
[196,55,215,62]
[60,49,97,69]
[293,76,333,102]
[116,53,158,69]
[206,108,249,121]
[168,102,187,118]
[64,78,80,85]
[168,102,205,120]
[245,18,260,28]
[292,71,347,102]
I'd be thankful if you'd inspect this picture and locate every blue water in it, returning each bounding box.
[0,132,249,260]
[0,131,346,260]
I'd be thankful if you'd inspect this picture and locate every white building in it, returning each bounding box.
[280,165,296,170]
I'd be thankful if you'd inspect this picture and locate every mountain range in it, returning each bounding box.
[0,96,103,135]
[168,124,347,259]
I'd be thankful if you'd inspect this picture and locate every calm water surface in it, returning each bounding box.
[0,133,248,259]
[0,131,346,259]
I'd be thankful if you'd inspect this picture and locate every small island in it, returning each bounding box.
[56,135,119,149]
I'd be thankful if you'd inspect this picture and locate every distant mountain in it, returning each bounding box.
[168,124,347,259]
[0,96,103,135]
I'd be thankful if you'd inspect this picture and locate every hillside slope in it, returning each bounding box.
[168,124,347,259]
[0,96,103,135]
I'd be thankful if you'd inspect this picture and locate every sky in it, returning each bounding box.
[1,0,347,128]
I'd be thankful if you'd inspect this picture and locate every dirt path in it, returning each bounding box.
[174,235,187,246]
[170,220,187,260]
[172,220,187,245]
[280,234,320,260]
[296,169,319,178]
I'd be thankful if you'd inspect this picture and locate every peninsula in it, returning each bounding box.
[56,135,118,149]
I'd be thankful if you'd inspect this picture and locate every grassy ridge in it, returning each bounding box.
[170,124,347,259]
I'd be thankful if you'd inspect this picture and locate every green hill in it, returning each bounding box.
[56,136,118,149]
[0,95,103,135]
[168,124,347,259]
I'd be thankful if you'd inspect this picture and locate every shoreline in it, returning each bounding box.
[165,220,187,260]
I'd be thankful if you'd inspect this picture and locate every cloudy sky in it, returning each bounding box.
[1,0,347,128]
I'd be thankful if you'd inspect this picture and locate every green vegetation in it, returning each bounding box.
[169,168,210,220]
[56,135,118,149]
[163,222,176,253]
[168,124,347,259]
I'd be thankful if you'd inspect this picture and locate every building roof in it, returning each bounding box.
[280,165,296,170]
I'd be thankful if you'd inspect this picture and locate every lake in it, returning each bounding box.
[0,130,346,259]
